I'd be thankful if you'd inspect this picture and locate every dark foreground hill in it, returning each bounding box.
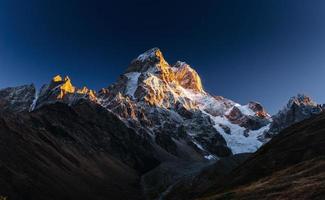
[164,112,325,200]
[0,101,159,200]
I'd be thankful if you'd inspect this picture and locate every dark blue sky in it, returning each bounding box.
[0,0,325,113]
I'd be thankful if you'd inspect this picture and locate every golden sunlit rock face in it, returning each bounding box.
[43,74,98,103]
[77,86,97,101]
[50,75,76,99]
[40,49,220,127]
[52,75,63,82]
[174,61,203,93]
[122,48,204,109]
[58,77,76,98]
[23,48,273,161]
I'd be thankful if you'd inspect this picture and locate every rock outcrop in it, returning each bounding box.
[0,84,35,112]
[265,94,323,139]
[34,75,97,110]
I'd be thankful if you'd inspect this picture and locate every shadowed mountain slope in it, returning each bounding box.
[0,101,159,200]
[164,112,325,200]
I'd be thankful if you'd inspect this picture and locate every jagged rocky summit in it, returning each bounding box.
[0,48,322,160]
[265,94,323,139]
[97,48,272,157]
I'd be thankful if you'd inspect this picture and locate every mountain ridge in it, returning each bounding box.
[0,48,323,159]
[0,47,324,200]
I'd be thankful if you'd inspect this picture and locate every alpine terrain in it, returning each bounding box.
[0,48,324,200]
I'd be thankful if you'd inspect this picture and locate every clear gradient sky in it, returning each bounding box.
[0,0,325,113]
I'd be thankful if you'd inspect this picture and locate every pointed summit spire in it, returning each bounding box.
[52,75,63,82]
[51,75,71,84]
[64,76,71,82]
[126,47,169,73]
[136,47,164,62]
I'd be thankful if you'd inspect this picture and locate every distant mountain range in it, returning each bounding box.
[0,48,324,200]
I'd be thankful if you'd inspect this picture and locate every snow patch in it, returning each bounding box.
[179,87,232,115]
[29,89,39,111]
[235,104,255,116]
[192,140,204,151]
[125,72,141,99]
[204,112,269,154]
[204,155,217,160]
[193,140,217,160]
[137,48,158,62]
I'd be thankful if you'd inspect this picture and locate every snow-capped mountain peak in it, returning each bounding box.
[126,47,170,74]
[0,48,284,160]
[97,48,272,158]
[136,47,164,62]
[0,48,322,162]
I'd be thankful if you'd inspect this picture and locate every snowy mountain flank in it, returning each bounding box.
[0,48,323,160]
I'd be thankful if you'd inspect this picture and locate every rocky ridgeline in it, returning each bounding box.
[0,48,322,160]
[265,94,323,139]
[0,84,35,112]
[34,75,97,110]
